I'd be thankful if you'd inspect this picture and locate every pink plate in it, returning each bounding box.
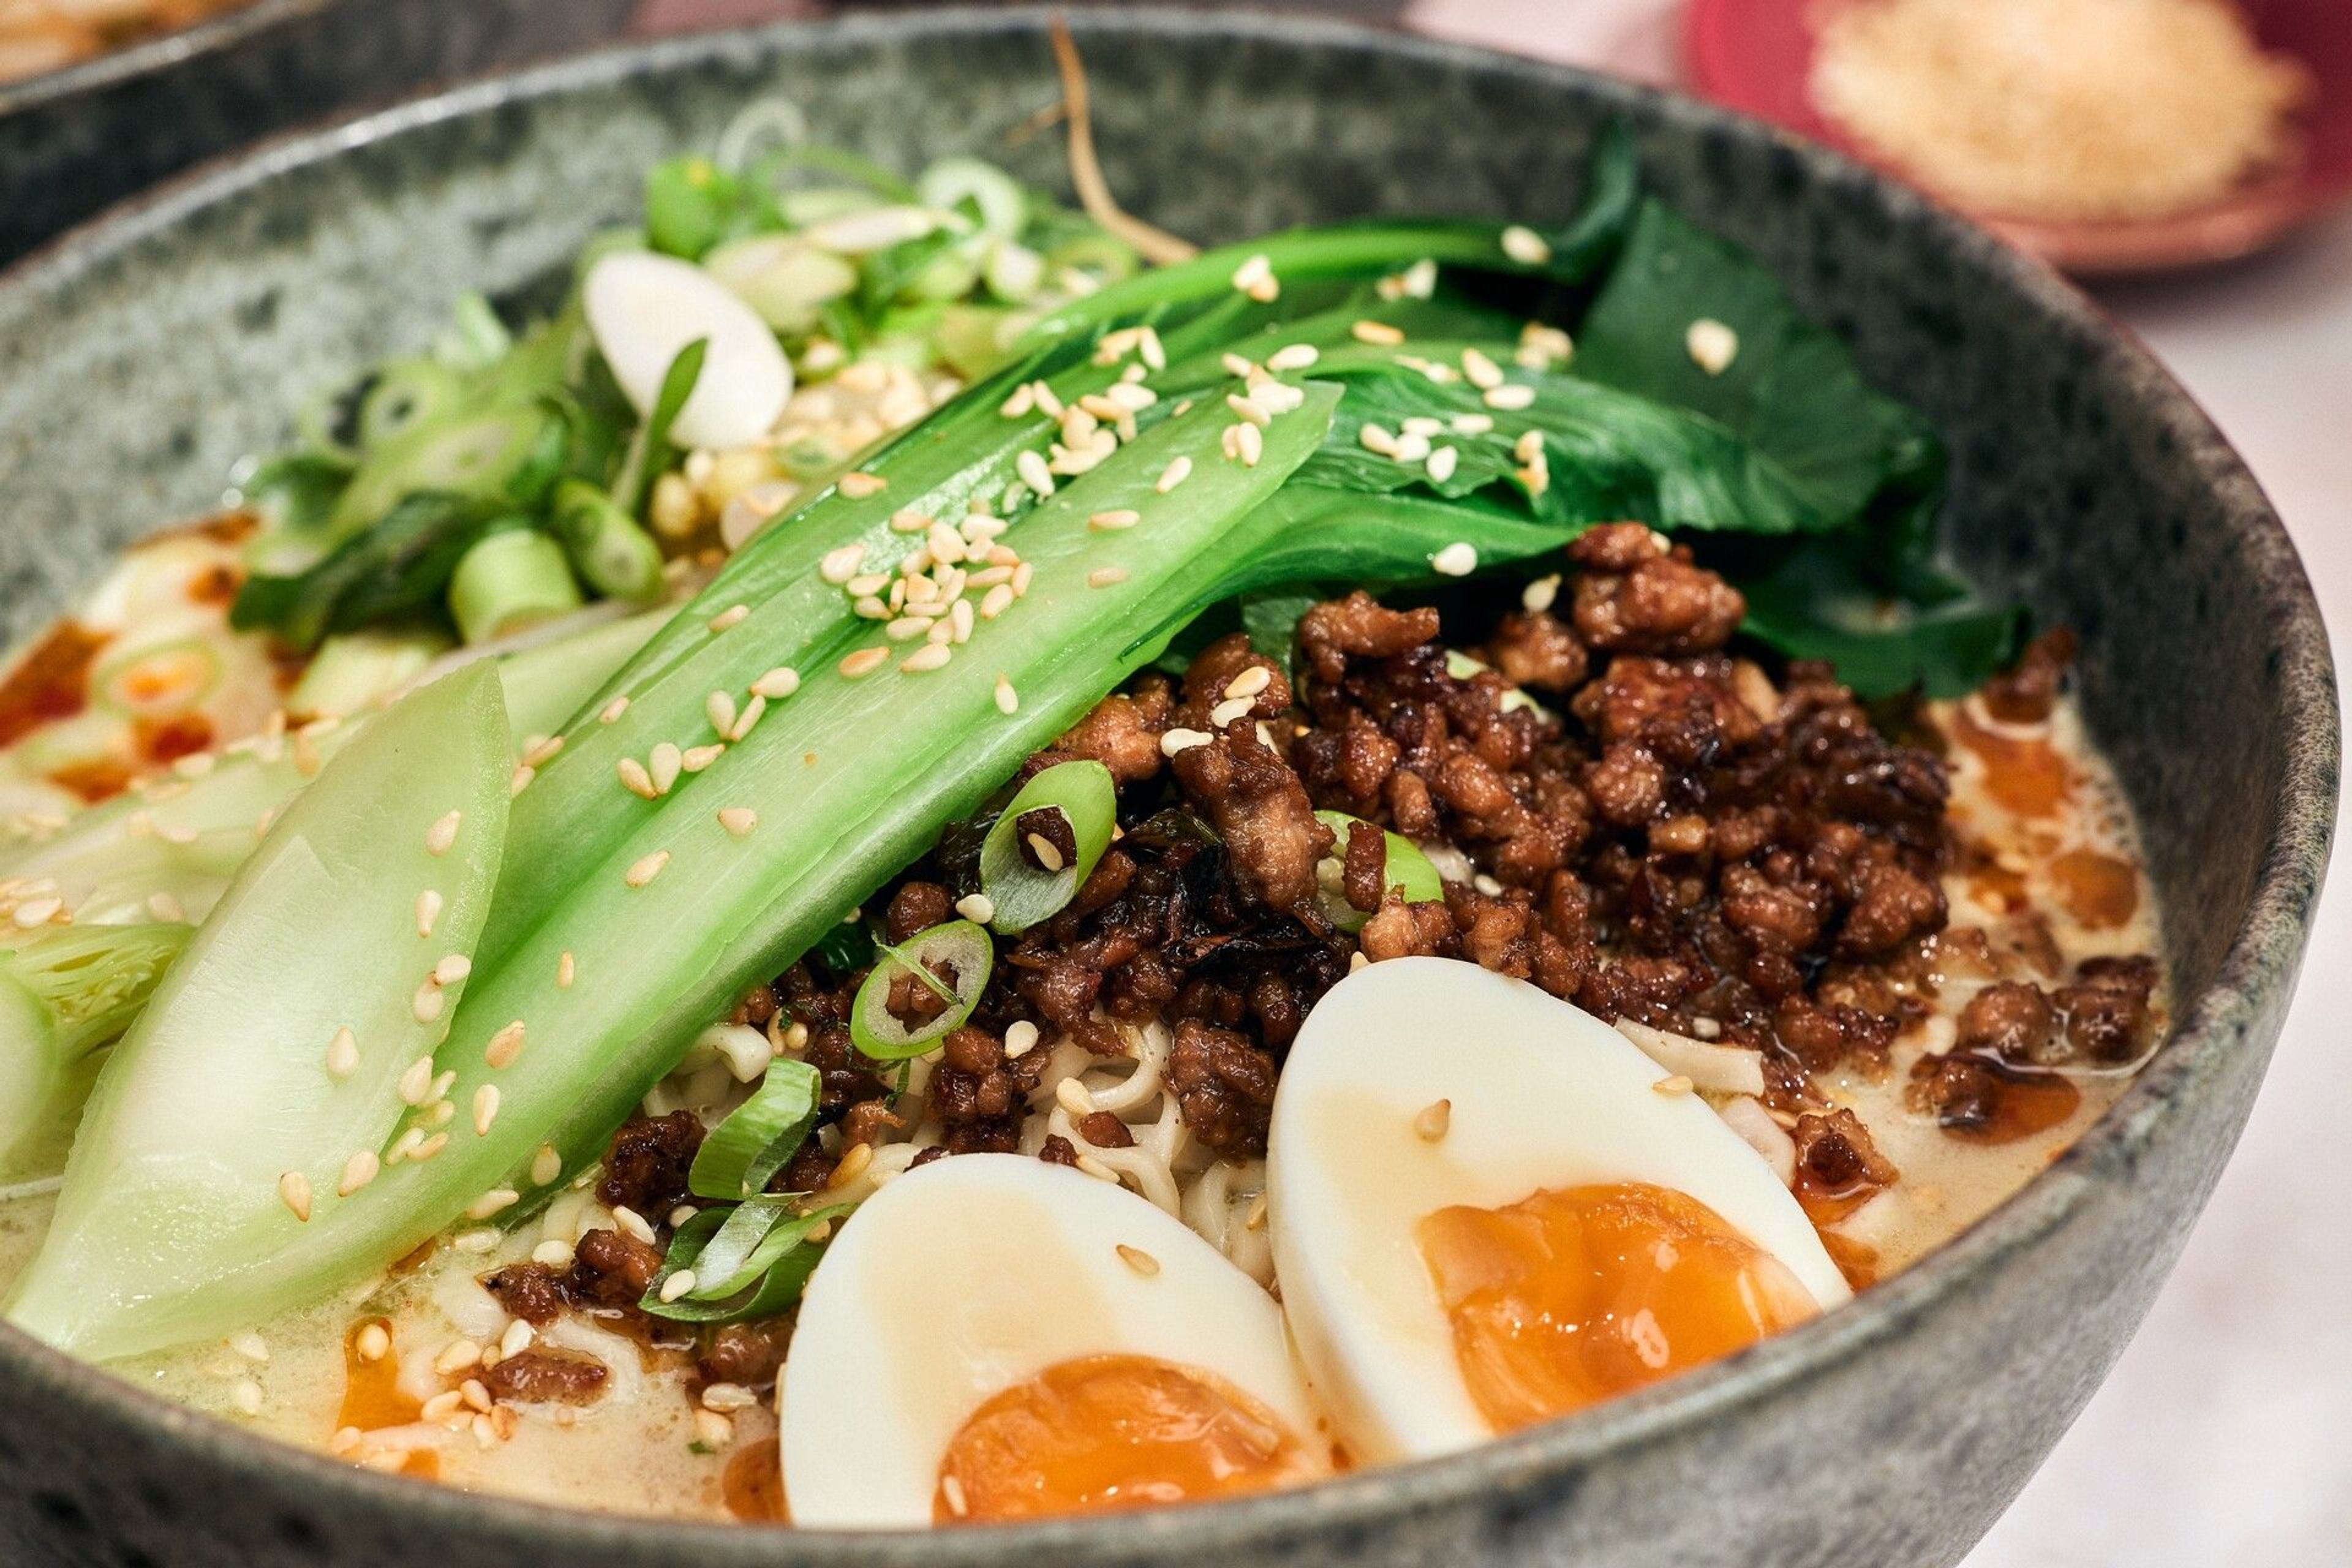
[1683,0,2352,275]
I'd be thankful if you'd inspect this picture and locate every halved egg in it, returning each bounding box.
[1267,957,1849,1463]
[781,1153,1332,1528]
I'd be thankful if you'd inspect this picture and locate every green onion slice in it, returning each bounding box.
[639,1197,852,1324]
[849,919,992,1061]
[612,336,707,518]
[975,760,1116,934]
[688,1058,820,1202]
[1313,810,1446,933]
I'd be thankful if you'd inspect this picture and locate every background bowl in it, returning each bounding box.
[0,0,637,263]
[0,9,2332,1567]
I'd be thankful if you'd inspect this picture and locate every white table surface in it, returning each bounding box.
[1408,1,2352,1561]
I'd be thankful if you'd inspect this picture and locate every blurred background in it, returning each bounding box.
[3,0,2345,1561]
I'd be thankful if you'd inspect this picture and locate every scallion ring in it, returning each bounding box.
[639,1199,851,1324]
[687,1058,819,1202]
[848,918,993,1061]
[975,760,1115,934]
[1313,810,1446,933]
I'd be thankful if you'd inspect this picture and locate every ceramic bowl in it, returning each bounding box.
[0,9,2332,1566]
[0,0,637,263]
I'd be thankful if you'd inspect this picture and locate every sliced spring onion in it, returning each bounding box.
[687,1058,819,1202]
[611,335,708,519]
[447,530,583,646]
[976,761,1116,934]
[915,156,1028,239]
[355,360,466,452]
[639,1198,851,1324]
[850,919,993,1061]
[1313,810,1446,933]
[703,235,859,333]
[549,480,665,602]
[326,403,567,541]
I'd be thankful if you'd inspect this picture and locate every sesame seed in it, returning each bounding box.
[994,674,1019,715]
[1016,449,1056,497]
[1686,318,1740,375]
[145,890,186,924]
[701,1381,757,1413]
[1199,696,1247,728]
[902,643,952,674]
[926,521,967,564]
[728,693,767,743]
[852,595,889,620]
[397,1055,434,1107]
[421,1391,464,1423]
[278,1171,312,1222]
[412,981,444,1024]
[1226,422,1264,467]
[1115,1242,1163,1278]
[598,695,630,725]
[1089,508,1140,531]
[386,1128,424,1165]
[1521,575,1562,613]
[612,1205,657,1246]
[940,1474,971,1518]
[473,1085,501,1137]
[1230,252,1275,300]
[434,1340,481,1378]
[557,951,576,989]
[530,1144,564,1187]
[355,1322,391,1363]
[522,734,564,768]
[624,849,670,889]
[467,1188,519,1220]
[999,383,1036,418]
[433,954,470,987]
[1056,1079,1099,1118]
[704,690,737,738]
[530,1240,573,1268]
[1432,541,1479,577]
[707,604,750,633]
[827,1140,875,1190]
[1161,727,1214,756]
[1427,446,1461,484]
[1654,1074,1697,1097]
[819,543,865,584]
[1392,431,1433,465]
[1461,347,1505,390]
[752,666,800,699]
[1501,225,1553,265]
[1415,1098,1453,1142]
[1352,319,1406,345]
[1225,392,1272,428]
[1031,381,1064,418]
[426,811,461,856]
[508,764,535,797]
[840,647,889,679]
[1155,456,1192,494]
[949,601,974,645]
[1086,567,1129,589]
[682,744,725,773]
[617,756,657,799]
[498,1319,534,1361]
[837,471,887,499]
[230,1379,264,1417]
[717,807,758,838]
[451,1227,494,1254]
[339,1151,380,1196]
[1267,343,1320,372]
[950,892,996,927]
[485,1019,527,1070]
[1482,383,1537,411]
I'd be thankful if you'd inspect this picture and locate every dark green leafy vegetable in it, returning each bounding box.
[232,493,525,652]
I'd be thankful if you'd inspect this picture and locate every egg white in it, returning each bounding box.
[1266,957,1850,1463]
[781,1153,1325,1528]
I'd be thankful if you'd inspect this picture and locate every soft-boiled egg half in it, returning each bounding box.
[1267,957,1849,1463]
[782,1153,1332,1528]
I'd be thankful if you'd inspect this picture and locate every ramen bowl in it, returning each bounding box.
[0,9,2331,1566]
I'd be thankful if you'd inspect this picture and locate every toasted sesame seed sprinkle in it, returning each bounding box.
[997,1020,1041,1061]
[1154,456,1193,494]
[1226,391,1272,428]
[434,954,472,987]
[625,850,669,888]
[482,1017,527,1071]
[339,1150,380,1197]
[707,604,750,633]
[940,1473,971,1518]
[1654,1074,1697,1097]
[1224,422,1264,467]
[1000,383,1036,418]
[1230,252,1275,298]
[827,1140,875,1189]
[522,734,564,769]
[1208,695,1255,728]
[1225,665,1273,701]
[1453,412,1496,435]
[557,948,577,988]
[819,543,866,584]
[1461,347,1504,390]
[1112,1242,1161,1277]
[530,1144,564,1186]
[426,811,461,856]
[682,744,725,774]
[617,756,657,799]
[1415,1098,1453,1142]
[413,982,444,1025]
[508,764,535,797]
[326,1027,360,1080]
[837,471,887,499]
[598,695,630,725]
[840,647,889,679]
[612,1205,657,1246]
[901,643,952,674]
[701,1381,758,1413]
[1088,508,1140,532]
[1501,225,1553,265]
[1016,448,1056,497]
[398,1055,435,1106]
[1056,1079,1099,1118]
[435,1340,481,1377]
[1483,383,1537,410]
[717,807,758,838]
[1161,727,1214,756]
[1427,446,1460,484]
[1686,317,1740,374]
[1522,574,1562,613]
[1086,567,1129,589]
[355,1322,391,1363]
[994,674,1019,715]
[1392,431,1433,464]
[468,1189,519,1221]
[278,1171,312,1221]
[1267,342,1321,372]
[703,689,739,738]
[1433,542,1479,578]
[230,1379,263,1417]
[145,890,186,924]
[472,1085,500,1137]
[1352,318,1406,345]
[750,666,801,701]
[955,892,996,925]
[409,887,443,938]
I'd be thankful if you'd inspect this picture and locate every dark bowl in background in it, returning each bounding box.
[0,9,2334,1567]
[0,0,638,262]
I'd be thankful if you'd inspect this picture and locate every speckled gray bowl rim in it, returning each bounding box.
[0,0,337,117]
[0,7,2333,1559]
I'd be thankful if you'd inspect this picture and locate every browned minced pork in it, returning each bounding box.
[1980,628,2077,725]
[568,1227,664,1309]
[1792,1109,1901,1199]
[697,1321,791,1389]
[748,541,2153,1215]
[482,1347,609,1406]
[596,1111,704,1219]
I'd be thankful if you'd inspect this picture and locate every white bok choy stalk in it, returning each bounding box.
[6,665,512,1355]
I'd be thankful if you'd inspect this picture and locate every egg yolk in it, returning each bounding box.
[933,1354,1320,1525]
[1417,1182,1820,1434]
